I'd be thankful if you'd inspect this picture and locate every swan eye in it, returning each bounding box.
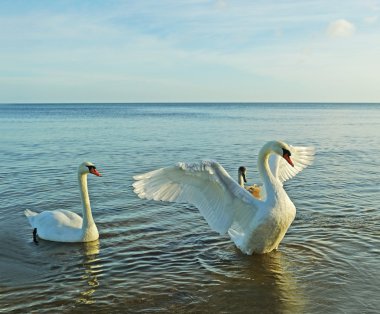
[282,148,291,157]
[87,165,96,171]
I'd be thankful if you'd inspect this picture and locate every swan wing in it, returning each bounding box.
[24,209,83,242]
[269,145,315,184]
[133,160,259,235]
[27,210,83,229]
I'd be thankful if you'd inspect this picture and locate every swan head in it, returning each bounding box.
[79,161,102,176]
[238,166,247,183]
[269,141,295,167]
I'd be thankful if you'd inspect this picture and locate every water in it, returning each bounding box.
[0,103,379,313]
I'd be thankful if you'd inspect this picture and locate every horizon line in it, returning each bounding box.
[1,101,380,105]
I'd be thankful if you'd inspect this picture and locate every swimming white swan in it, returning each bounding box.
[24,161,102,243]
[238,166,262,199]
[133,141,314,254]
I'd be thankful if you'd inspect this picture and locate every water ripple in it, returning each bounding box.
[1,104,379,313]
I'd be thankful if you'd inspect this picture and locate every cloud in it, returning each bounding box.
[327,19,356,38]
[215,0,228,9]
[364,16,378,24]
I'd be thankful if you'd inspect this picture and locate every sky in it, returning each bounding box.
[0,0,379,103]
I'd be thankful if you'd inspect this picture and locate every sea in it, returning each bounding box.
[0,103,379,313]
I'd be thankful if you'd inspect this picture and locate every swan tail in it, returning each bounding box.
[24,209,38,217]
[24,210,39,244]
[24,209,38,226]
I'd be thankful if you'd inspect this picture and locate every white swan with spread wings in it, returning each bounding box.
[133,141,314,254]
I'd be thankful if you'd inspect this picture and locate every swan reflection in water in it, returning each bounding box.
[76,240,101,305]
[199,246,307,313]
[248,250,307,313]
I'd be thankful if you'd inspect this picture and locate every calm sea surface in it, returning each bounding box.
[0,103,379,313]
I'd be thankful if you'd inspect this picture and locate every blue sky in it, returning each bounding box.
[1,0,379,103]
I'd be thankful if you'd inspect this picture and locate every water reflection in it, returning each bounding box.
[199,246,306,313]
[76,240,101,305]
[247,250,306,313]
[2,103,379,313]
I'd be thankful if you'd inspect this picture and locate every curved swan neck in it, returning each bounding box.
[78,172,95,229]
[238,173,245,187]
[257,143,277,197]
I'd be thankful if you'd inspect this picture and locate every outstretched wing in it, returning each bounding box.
[269,145,315,184]
[133,160,260,235]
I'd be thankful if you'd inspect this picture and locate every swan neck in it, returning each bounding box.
[79,172,94,229]
[238,173,245,187]
[258,146,276,197]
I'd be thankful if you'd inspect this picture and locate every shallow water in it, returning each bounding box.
[0,103,379,313]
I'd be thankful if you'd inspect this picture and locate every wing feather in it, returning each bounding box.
[269,146,315,184]
[133,160,259,235]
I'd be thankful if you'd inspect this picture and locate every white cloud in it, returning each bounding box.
[215,0,228,9]
[327,19,356,38]
[364,16,378,24]
[1,1,380,102]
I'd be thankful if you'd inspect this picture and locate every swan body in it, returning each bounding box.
[133,141,314,254]
[24,162,102,243]
[238,166,262,199]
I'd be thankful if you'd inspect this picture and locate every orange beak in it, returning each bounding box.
[90,168,102,176]
[283,153,294,167]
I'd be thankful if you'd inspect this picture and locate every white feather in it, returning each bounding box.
[133,141,315,254]
[24,162,101,243]
[133,160,258,235]
[269,145,315,184]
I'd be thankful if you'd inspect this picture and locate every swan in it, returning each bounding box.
[24,161,102,243]
[133,141,314,254]
[238,166,262,199]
